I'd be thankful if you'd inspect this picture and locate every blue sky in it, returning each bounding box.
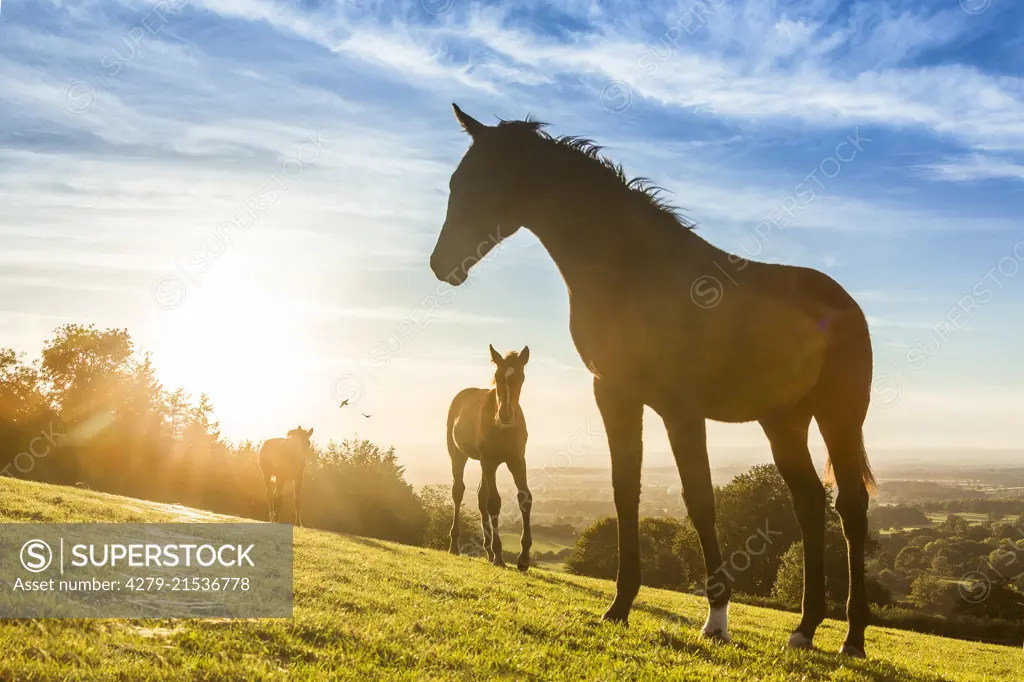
[2,0,1023,475]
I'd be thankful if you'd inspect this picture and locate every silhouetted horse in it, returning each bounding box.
[429,105,876,658]
[259,427,313,526]
[446,345,532,571]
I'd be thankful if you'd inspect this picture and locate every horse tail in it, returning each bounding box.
[823,430,876,494]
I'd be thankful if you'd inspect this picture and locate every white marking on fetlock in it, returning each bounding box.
[787,632,813,649]
[701,605,730,642]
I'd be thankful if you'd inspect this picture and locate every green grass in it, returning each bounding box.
[499,531,572,555]
[1,478,1022,681]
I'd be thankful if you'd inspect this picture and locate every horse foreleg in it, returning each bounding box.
[508,457,532,572]
[594,377,643,623]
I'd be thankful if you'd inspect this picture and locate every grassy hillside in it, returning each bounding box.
[1,478,1021,681]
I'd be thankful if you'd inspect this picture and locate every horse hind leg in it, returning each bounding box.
[760,408,826,650]
[292,476,304,528]
[449,450,468,555]
[482,463,505,567]
[263,472,277,522]
[820,422,871,658]
[815,340,874,658]
[477,477,494,562]
[272,480,282,523]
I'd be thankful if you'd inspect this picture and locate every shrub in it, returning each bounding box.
[419,484,483,552]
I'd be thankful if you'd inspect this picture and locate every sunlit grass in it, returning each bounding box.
[1,478,1021,680]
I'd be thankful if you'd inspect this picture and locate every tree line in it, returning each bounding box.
[1,324,437,544]
[563,464,1024,646]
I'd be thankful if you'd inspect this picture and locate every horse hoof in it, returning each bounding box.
[786,632,814,650]
[517,563,529,573]
[700,628,731,643]
[701,605,730,643]
[602,607,629,624]
[840,644,866,659]
[492,559,506,568]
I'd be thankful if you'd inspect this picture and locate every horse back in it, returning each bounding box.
[259,438,306,480]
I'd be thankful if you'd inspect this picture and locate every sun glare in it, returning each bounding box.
[150,264,307,439]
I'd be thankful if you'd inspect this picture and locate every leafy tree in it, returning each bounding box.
[772,542,805,606]
[772,539,889,609]
[712,464,803,596]
[564,516,620,581]
[930,555,953,576]
[420,484,482,553]
[895,546,926,572]
[937,514,972,538]
[40,324,134,417]
[304,438,427,545]
[0,349,46,423]
[638,517,689,590]
[714,464,857,598]
[868,505,931,531]
[908,574,957,614]
[878,568,910,597]
[957,579,1024,621]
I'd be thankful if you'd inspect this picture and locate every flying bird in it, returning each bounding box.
[361,413,372,419]
[338,399,350,408]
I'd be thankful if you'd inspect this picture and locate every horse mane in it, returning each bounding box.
[286,427,307,439]
[495,118,696,230]
[502,350,524,364]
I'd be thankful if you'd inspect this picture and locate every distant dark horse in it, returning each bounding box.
[446,345,532,571]
[429,105,876,657]
[259,427,313,526]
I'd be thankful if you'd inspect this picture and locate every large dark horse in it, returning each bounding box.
[259,426,313,526]
[446,345,532,571]
[429,105,876,658]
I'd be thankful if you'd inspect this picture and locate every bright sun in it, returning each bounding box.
[150,262,308,438]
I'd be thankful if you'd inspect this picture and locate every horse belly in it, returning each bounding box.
[699,319,827,421]
[452,414,481,460]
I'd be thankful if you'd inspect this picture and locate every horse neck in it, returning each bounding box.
[520,167,705,297]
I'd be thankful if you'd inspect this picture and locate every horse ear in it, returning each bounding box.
[307,427,314,437]
[453,103,487,138]
[489,344,503,365]
[519,346,530,365]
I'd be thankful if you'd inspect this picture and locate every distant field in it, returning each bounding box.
[877,511,991,534]
[926,512,989,525]
[499,531,573,555]
[2,478,1022,681]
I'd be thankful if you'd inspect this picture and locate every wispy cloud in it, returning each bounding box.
[2,0,1024,448]
[918,153,1024,183]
